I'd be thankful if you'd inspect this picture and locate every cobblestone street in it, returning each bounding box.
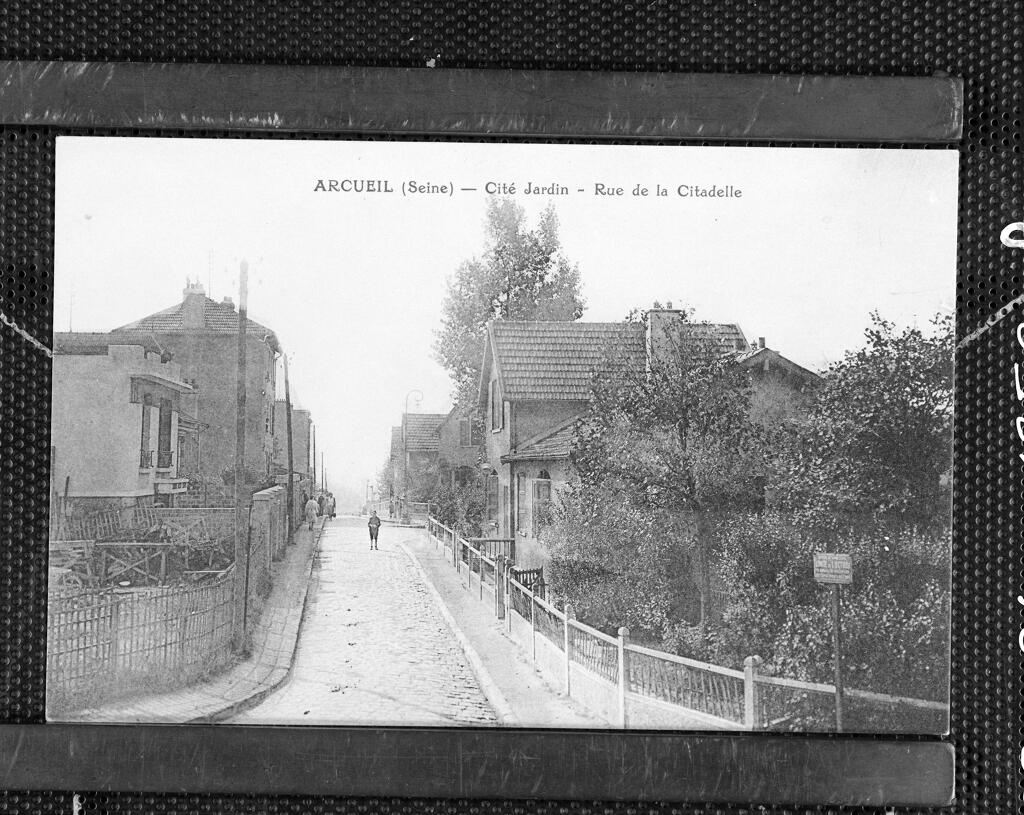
[231,516,496,726]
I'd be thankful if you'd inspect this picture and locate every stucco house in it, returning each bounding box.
[50,333,194,520]
[436,406,483,489]
[111,281,282,502]
[272,401,312,482]
[392,412,447,502]
[272,400,314,522]
[477,309,820,568]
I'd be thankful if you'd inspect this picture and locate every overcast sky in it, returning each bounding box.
[54,137,958,502]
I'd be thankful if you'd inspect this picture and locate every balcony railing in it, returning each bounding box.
[139,449,153,468]
[156,450,173,469]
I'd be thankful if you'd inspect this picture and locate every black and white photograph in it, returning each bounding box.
[46,137,956,734]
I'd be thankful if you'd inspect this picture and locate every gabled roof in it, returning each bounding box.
[403,413,447,453]
[480,321,645,404]
[53,331,164,357]
[502,416,579,463]
[478,319,753,404]
[113,296,281,352]
[735,346,821,384]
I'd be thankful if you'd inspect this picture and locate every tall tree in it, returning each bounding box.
[775,312,954,531]
[560,310,774,626]
[435,199,585,406]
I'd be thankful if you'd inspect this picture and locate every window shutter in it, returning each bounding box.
[532,478,552,537]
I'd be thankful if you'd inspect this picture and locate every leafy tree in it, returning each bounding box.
[563,310,776,625]
[430,479,485,538]
[434,199,585,407]
[546,309,952,726]
[775,312,954,531]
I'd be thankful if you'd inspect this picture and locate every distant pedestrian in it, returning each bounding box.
[304,496,320,531]
[368,510,381,549]
[317,493,325,516]
[327,492,336,519]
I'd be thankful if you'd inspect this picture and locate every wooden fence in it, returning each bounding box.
[426,515,948,732]
[46,565,235,712]
[47,486,299,714]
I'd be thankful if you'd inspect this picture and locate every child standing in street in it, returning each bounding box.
[368,510,381,550]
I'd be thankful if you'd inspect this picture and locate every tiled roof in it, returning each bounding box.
[736,346,821,383]
[669,322,749,359]
[485,319,750,402]
[113,295,280,351]
[489,321,645,401]
[503,417,578,462]
[53,331,163,356]
[403,413,447,453]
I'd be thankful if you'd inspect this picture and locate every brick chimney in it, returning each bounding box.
[645,307,686,373]
[181,278,206,329]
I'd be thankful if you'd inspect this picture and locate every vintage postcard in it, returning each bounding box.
[47,137,956,733]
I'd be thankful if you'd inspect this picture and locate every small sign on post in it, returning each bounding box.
[812,552,853,584]
[813,552,853,732]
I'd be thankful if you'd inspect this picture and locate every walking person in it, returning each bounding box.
[327,492,336,519]
[368,510,381,550]
[304,495,320,531]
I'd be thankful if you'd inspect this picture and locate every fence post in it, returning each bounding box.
[505,564,512,633]
[743,655,763,730]
[617,626,630,728]
[530,589,537,661]
[564,604,574,696]
[494,555,505,618]
[479,555,484,601]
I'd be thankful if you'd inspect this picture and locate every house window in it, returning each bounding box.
[139,394,152,467]
[515,473,528,535]
[157,398,173,467]
[501,484,510,537]
[533,473,553,537]
[459,418,482,447]
[489,380,502,431]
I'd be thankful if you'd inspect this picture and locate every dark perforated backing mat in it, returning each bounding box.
[0,4,1020,814]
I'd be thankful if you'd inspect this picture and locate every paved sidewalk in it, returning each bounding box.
[402,530,607,728]
[67,518,325,723]
[231,518,496,726]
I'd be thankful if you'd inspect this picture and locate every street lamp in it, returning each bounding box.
[402,388,423,522]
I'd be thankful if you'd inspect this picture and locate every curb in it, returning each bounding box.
[398,539,518,727]
[187,519,327,724]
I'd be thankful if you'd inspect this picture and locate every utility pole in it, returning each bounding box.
[232,260,249,653]
[283,353,295,544]
[312,424,317,493]
[321,452,325,491]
